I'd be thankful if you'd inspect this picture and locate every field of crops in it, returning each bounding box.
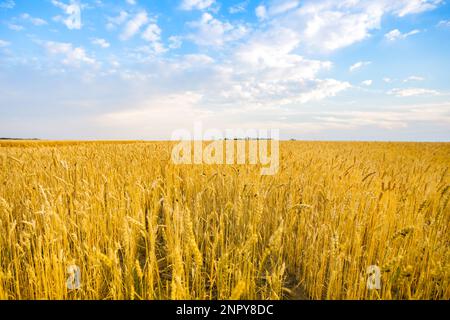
[0,141,449,300]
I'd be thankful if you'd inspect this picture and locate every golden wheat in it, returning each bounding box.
[0,141,448,300]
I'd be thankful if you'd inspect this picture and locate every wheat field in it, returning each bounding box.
[0,140,449,300]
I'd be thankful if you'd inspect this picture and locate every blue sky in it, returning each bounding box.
[0,0,449,140]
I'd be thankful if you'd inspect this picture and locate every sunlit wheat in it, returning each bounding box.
[0,141,448,300]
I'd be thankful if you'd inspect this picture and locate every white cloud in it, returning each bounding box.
[96,81,352,136]
[438,20,450,28]
[255,0,300,19]
[141,22,166,54]
[316,102,450,130]
[229,1,249,14]
[383,77,392,83]
[404,75,424,82]
[388,88,440,97]
[0,39,10,47]
[234,26,301,68]
[260,0,442,52]
[295,79,351,104]
[390,0,443,17]
[187,13,248,46]
[106,11,128,30]
[150,42,166,55]
[168,36,182,49]
[7,23,24,31]
[180,0,215,11]
[0,0,14,9]
[349,61,371,72]
[21,13,47,26]
[105,20,349,114]
[120,11,148,40]
[97,92,206,134]
[142,23,161,42]
[211,26,349,107]
[291,2,385,51]
[385,29,420,41]
[91,38,110,48]
[126,0,136,5]
[268,0,300,16]
[51,0,82,30]
[112,19,350,111]
[311,15,377,50]
[44,41,96,67]
[127,43,167,60]
[361,80,373,86]
[255,5,267,20]
[183,54,215,65]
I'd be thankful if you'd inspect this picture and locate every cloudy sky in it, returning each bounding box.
[0,0,449,140]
